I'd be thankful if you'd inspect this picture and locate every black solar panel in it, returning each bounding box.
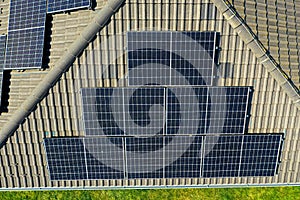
[202,134,282,178]
[127,31,218,86]
[44,138,88,180]
[44,135,282,180]
[202,135,243,177]
[82,87,165,137]
[5,0,47,69]
[47,0,91,14]
[81,86,251,136]
[239,135,282,176]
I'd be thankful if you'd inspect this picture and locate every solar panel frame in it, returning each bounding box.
[127,31,218,87]
[47,0,91,14]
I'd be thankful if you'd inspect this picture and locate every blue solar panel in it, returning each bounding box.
[8,0,47,31]
[5,0,47,69]
[127,31,218,86]
[5,28,45,69]
[47,0,91,14]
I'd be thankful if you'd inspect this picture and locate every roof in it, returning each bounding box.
[0,0,299,190]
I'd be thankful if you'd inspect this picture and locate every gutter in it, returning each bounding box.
[0,0,125,148]
[212,0,300,109]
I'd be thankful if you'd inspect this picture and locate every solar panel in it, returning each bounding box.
[47,0,91,14]
[202,135,243,177]
[167,87,251,135]
[239,135,282,176]
[82,87,165,137]
[44,138,88,180]
[5,0,47,69]
[0,35,6,105]
[127,31,218,86]
[125,137,164,179]
[202,134,282,178]
[8,0,47,31]
[85,137,125,179]
[44,134,282,180]
[164,135,203,178]
[81,86,251,136]
[5,28,45,69]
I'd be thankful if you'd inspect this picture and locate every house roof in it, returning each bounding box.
[0,0,299,190]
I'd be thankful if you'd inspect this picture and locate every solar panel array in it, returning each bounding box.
[47,0,91,14]
[81,87,250,136]
[0,35,6,105]
[44,134,283,180]
[5,0,47,69]
[43,31,283,181]
[127,31,218,86]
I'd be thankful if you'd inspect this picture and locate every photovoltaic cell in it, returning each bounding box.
[239,135,282,177]
[81,86,251,136]
[43,135,282,180]
[47,0,91,14]
[5,0,47,69]
[127,31,218,86]
[5,28,45,69]
[8,0,47,31]
[202,135,243,177]
[202,134,282,178]
[85,137,125,179]
[81,87,165,137]
[164,135,203,178]
[206,87,250,134]
[44,138,88,180]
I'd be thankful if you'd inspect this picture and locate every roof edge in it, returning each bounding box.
[212,0,300,109]
[0,0,126,148]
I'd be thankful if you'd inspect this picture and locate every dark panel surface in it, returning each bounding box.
[44,138,88,180]
[47,0,91,14]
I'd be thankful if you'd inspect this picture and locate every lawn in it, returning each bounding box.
[1,187,300,200]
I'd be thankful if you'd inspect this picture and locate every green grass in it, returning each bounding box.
[1,187,300,200]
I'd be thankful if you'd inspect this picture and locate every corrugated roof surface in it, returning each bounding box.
[230,0,300,89]
[0,0,299,189]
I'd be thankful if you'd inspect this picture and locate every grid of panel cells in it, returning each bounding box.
[0,35,6,106]
[47,0,91,14]
[43,135,282,180]
[5,0,47,69]
[127,31,218,86]
[81,87,250,136]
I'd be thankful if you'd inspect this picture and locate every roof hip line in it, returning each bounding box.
[0,0,126,148]
[212,0,300,109]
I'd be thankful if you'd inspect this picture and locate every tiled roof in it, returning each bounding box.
[0,0,299,189]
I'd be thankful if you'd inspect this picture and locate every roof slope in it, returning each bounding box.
[0,0,299,189]
[231,0,300,88]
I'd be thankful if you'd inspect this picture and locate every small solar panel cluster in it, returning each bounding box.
[43,31,284,181]
[5,0,47,69]
[3,0,91,70]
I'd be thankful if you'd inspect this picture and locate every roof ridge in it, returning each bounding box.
[0,0,125,148]
[211,0,300,109]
